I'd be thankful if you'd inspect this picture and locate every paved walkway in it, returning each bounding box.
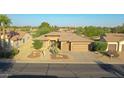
[1,51,124,64]
[14,37,34,60]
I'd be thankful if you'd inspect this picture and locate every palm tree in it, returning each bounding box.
[0,15,12,56]
[0,14,12,38]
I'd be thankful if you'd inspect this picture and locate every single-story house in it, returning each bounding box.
[9,31,31,48]
[100,33,124,52]
[0,31,31,50]
[38,32,92,52]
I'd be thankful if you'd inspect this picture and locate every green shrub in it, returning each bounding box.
[93,41,107,52]
[50,47,59,55]
[33,40,43,50]
[11,48,19,57]
[50,41,59,55]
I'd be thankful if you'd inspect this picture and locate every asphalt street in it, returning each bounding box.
[0,62,124,78]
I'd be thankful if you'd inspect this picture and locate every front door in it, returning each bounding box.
[108,44,116,51]
[50,40,56,47]
[122,45,124,52]
[61,41,71,51]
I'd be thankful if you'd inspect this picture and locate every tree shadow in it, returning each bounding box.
[0,62,14,73]
[95,61,124,77]
[8,75,58,78]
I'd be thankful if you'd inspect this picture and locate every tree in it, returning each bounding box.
[39,22,50,28]
[0,14,12,38]
[83,26,105,37]
[51,26,59,31]
[0,15,12,26]
[32,40,43,50]
[0,15,12,57]
[74,26,108,37]
[110,24,124,33]
[75,27,85,35]
[92,41,107,52]
[34,22,52,37]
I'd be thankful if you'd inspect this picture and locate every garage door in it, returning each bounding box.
[71,42,89,52]
[108,44,116,51]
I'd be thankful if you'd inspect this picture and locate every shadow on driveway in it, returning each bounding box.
[8,75,58,78]
[95,61,124,77]
[0,62,14,73]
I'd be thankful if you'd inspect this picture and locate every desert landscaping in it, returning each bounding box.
[1,14,124,64]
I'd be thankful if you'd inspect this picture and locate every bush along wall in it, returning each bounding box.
[0,48,19,58]
[92,41,107,52]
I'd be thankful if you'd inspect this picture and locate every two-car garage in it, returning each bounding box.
[61,41,91,52]
[71,41,90,52]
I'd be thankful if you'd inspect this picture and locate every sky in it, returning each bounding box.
[7,14,124,27]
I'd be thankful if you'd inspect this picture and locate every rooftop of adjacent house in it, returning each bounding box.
[0,31,27,41]
[38,31,92,42]
[45,31,61,36]
[11,31,27,41]
[103,33,124,42]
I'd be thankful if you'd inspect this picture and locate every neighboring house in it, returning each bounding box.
[38,32,92,52]
[58,28,75,33]
[0,31,31,50]
[10,31,31,48]
[100,33,124,52]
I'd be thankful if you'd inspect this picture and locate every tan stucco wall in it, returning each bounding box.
[42,40,50,49]
[107,41,124,52]
[10,33,31,49]
[10,40,14,47]
[118,41,124,52]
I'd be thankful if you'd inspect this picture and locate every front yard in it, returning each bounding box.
[9,37,124,64]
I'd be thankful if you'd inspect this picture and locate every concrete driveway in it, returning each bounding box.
[66,51,96,61]
[0,62,124,78]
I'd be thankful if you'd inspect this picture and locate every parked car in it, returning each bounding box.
[106,50,119,57]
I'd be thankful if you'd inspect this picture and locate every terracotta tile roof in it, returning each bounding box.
[59,32,92,42]
[36,35,48,41]
[39,32,92,42]
[11,35,20,41]
[17,31,26,39]
[45,32,61,36]
[9,31,26,41]
[103,33,124,42]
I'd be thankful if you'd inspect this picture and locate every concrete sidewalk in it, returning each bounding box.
[0,58,124,64]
